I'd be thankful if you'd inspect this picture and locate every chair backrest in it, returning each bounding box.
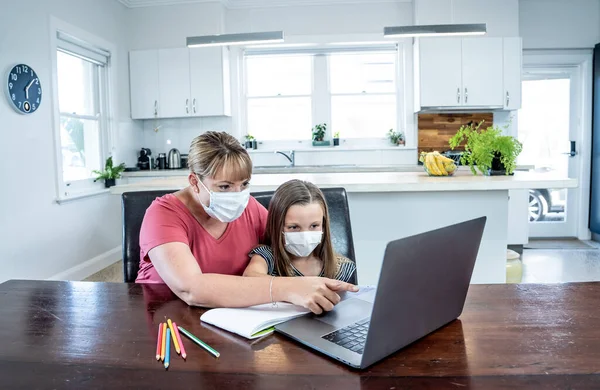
[252,187,357,284]
[121,190,175,283]
[122,187,357,284]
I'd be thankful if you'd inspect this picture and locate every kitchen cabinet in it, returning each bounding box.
[129,47,231,120]
[419,38,463,108]
[416,37,521,111]
[158,48,191,118]
[503,37,522,110]
[129,50,159,120]
[461,38,504,107]
[190,47,231,117]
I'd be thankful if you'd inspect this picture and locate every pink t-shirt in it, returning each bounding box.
[136,193,268,283]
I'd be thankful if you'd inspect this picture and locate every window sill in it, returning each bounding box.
[247,145,416,154]
[55,189,110,204]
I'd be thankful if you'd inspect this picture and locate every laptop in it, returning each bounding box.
[275,216,486,369]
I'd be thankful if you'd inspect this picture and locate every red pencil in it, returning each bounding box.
[156,323,163,360]
[172,322,187,359]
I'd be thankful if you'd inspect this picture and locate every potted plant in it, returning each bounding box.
[449,121,523,176]
[387,129,405,146]
[333,131,340,146]
[93,156,126,188]
[312,123,330,146]
[244,134,254,149]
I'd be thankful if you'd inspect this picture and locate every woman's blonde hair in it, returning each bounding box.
[264,180,336,279]
[188,131,252,181]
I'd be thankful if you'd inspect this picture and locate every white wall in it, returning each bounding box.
[0,0,136,282]
[520,0,600,49]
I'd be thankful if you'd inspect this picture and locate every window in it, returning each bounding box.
[54,31,111,197]
[244,46,399,144]
[329,52,397,139]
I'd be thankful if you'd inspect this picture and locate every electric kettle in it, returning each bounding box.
[168,148,182,169]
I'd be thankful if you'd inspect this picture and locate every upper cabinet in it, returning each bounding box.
[415,37,522,111]
[503,37,522,111]
[129,47,231,120]
[129,50,159,119]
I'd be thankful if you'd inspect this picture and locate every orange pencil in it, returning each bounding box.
[156,323,163,360]
[161,322,167,361]
[172,322,187,359]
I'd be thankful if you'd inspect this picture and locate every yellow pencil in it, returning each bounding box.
[161,322,167,361]
[167,319,181,355]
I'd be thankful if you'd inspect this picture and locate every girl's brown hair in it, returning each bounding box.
[188,131,252,181]
[264,180,336,278]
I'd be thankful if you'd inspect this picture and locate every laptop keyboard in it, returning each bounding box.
[322,318,370,354]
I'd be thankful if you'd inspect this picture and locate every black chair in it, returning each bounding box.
[252,187,357,284]
[121,190,175,283]
[122,187,357,284]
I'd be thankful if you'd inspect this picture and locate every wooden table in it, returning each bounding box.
[1,280,600,389]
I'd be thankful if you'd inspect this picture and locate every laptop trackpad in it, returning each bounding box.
[314,298,373,327]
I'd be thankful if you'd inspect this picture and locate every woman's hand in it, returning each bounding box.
[277,277,359,314]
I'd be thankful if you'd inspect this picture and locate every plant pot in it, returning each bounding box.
[397,139,405,146]
[489,153,514,176]
[251,140,258,150]
[105,178,116,188]
[244,141,252,149]
[333,138,339,146]
[312,140,331,147]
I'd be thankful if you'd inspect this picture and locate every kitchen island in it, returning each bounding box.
[111,171,576,285]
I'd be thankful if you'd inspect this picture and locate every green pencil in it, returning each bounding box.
[177,326,220,358]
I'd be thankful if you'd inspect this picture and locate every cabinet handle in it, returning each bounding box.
[464,88,468,104]
[506,91,510,107]
[192,98,197,114]
[154,100,158,116]
[457,88,461,104]
[186,99,189,114]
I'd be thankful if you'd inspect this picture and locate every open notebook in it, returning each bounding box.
[200,286,376,340]
[200,303,310,339]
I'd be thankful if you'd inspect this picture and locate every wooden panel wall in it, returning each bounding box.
[418,113,494,154]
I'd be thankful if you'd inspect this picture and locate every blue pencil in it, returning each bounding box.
[164,329,171,369]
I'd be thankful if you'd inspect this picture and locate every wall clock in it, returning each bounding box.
[7,64,42,114]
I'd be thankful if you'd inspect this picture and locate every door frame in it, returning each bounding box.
[521,49,593,240]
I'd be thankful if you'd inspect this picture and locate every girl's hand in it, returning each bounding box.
[277,277,359,314]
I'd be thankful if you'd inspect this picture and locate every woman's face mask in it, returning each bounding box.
[196,176,250,223]
[283,231,323,258]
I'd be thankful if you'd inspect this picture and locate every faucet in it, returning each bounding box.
[275,150,295,167]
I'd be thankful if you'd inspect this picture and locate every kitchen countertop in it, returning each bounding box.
[122,165,537,177]
[111,170,576,194]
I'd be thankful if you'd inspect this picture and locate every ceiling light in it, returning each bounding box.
[383,24,487,38]
[187,31,284,48]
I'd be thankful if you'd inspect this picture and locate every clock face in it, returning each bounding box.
[7,64,42,114]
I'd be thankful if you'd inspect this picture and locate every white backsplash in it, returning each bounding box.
[140,116,233,156]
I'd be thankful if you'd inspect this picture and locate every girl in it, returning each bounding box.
[244,180,356,282]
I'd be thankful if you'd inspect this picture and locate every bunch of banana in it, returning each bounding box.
[419,151,458,176]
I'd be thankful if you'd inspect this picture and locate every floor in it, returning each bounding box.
[83,241,600,284]
[521,240,600,283]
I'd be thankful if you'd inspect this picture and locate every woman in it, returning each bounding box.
[137,131,357,314]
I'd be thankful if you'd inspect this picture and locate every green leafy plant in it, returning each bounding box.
[387,129,404,145]
[312,123,327,141]
[245,134,255,141]
[93,156,126,181]
[449,121,523,175]
[333,131,340,139]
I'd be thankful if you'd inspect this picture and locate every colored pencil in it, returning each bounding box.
[172,322,187,359]
[178,325,220,358]
[161,322,167,361]
[156,323,163,360]
[167,319,181,355]
[164,329,171,369]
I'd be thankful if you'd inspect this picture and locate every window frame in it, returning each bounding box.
[49,17,117,203]
[241,41,407,150]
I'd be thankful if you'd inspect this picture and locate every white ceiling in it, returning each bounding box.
[118,0,405,9]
